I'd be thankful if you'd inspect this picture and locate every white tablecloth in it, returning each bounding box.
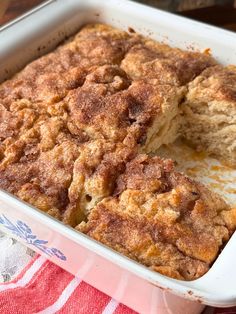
[0,230,34,283]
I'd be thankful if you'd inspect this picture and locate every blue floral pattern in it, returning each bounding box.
[0,215,66,261]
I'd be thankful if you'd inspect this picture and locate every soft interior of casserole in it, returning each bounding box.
[180,65,236,167]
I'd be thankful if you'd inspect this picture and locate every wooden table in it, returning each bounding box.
[1,0,236,31]
[0,0,44,26]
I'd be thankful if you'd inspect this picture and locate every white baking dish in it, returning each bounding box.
[0,1,236,313]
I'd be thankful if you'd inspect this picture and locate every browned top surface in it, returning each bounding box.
[0,23,211,144]
[79,155,236,280]
[0,23,235,281]
[65,72,185,144]
[120,40,216,86]
[187,65,236,103]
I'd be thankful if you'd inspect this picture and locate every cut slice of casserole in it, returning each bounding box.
[64,64,186,151]
[181,65,236,166]
[78,154,236,280]
[63,138,137,226]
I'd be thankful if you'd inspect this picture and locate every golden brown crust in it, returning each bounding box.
[78,203,209,280]
[0,117,83,215]
[65,69,184,144]
[121,40,216,86]
[0,57,87,108]
[72,23,140,66]
[0,23,235,281]
[0,23,137,107]
[187,65,236,102]
[63,139,137,226]
[78,155,236,280]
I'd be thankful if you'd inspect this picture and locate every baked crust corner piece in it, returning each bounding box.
[78,154,236,280]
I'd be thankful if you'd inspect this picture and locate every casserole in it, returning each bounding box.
[0,1,236,313]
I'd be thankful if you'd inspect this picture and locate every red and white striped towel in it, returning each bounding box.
[0,254,135,314]
[0,254,235,314]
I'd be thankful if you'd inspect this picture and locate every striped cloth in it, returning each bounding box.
[0,255,135,314]
[0,254,235,314]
